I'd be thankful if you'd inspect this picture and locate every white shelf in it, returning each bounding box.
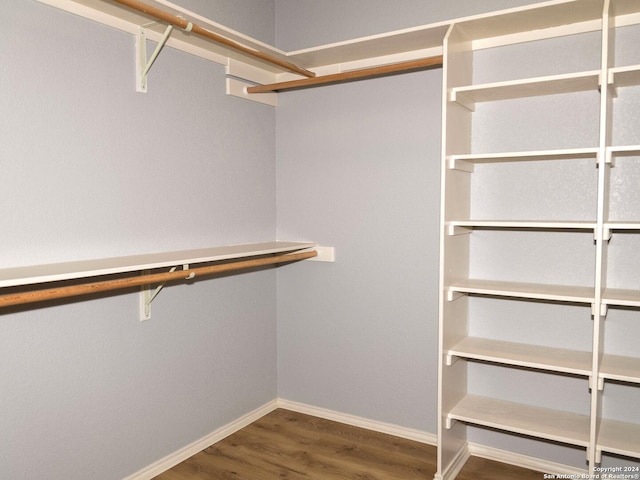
[603,288,640,308]
[448,148,599,171]
[448,279,595,304]
[457,0,604,48]
[608,145,640,154]
[598,418,640,459]
[605,222,640,231]
[600,354,640,384]
[448,337,593,377]
[609,64,640,88]
[451,70,601,108]
[447,220,596,235]
[0,241,316,288]
[448,395,591,448]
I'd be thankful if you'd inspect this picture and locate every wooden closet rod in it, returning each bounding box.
[0,250,317,308]
[247,55,444,93]
[111,0,316,78]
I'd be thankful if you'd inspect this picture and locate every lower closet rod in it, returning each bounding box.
[247,55,444,93]
[0,250,317,308]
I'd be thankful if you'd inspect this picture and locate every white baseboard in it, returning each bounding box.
[124,397,584,480]
[123,399,278,480]
[276,398,438,445]
[468,443,588,477]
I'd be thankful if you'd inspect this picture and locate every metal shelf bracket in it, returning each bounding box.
[136,19,192,92]
[140,264,192,320]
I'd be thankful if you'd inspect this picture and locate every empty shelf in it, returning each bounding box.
[447,220,596,234]
[0,241,316,288]
[448,395,590,447]
[448,279,595,304]
[598,418,640,459]
[602,288,640,308]
[450,70,601,107]
[609,64,640,88]
[448,148,599,171]
[448,337,592,376]
[600,354,640,384]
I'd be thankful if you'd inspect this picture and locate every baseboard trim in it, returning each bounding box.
[123,399,279,480]
[468,442,588,477]
[276,398,438,445]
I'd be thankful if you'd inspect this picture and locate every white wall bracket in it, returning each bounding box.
[140,264,193,320]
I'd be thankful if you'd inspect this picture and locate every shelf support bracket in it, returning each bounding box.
[136,22,183,93]
[445,415,457,429]
[447,290,465,302]
[140,264,192,320]
[445,353,460,366]
[589,375,605,392]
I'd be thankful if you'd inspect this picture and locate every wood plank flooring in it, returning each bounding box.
[154,409,544,480]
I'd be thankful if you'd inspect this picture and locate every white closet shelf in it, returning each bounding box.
[447,337,592,376]
[448,279,595,304]
[608,144,640,153]
[0,241,316,288]
[447,395,591,448]
[447,220,596,235]
[602,288,640,308]
[609,64,640,88]
[605,222,640,231]
[600,354,640,384]
[598,418,640,459]
[450,70,601,108]
[457,0,603,47]
[448,147,599,171]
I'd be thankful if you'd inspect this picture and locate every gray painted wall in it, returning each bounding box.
[1,1,276,478]
[276,70,442,431]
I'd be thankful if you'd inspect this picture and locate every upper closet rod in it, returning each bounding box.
[0,250,316,308]
[111,0,316,78]
[247,56,444,93]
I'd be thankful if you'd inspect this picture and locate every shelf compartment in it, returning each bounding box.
[448,279,595,304]
[448,147,599,171]
[598,418,640,460]
[600,354,640,384]
[450,70,601,108]
[0,241,316,288]
[605,221,640,230]
[448,337,592,376]
[447,395,591,448]
[603,288,640,308]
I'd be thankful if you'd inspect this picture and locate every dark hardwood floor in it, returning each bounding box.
[154,409,544,480]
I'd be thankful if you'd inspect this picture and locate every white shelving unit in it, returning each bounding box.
[437,0,640,479]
